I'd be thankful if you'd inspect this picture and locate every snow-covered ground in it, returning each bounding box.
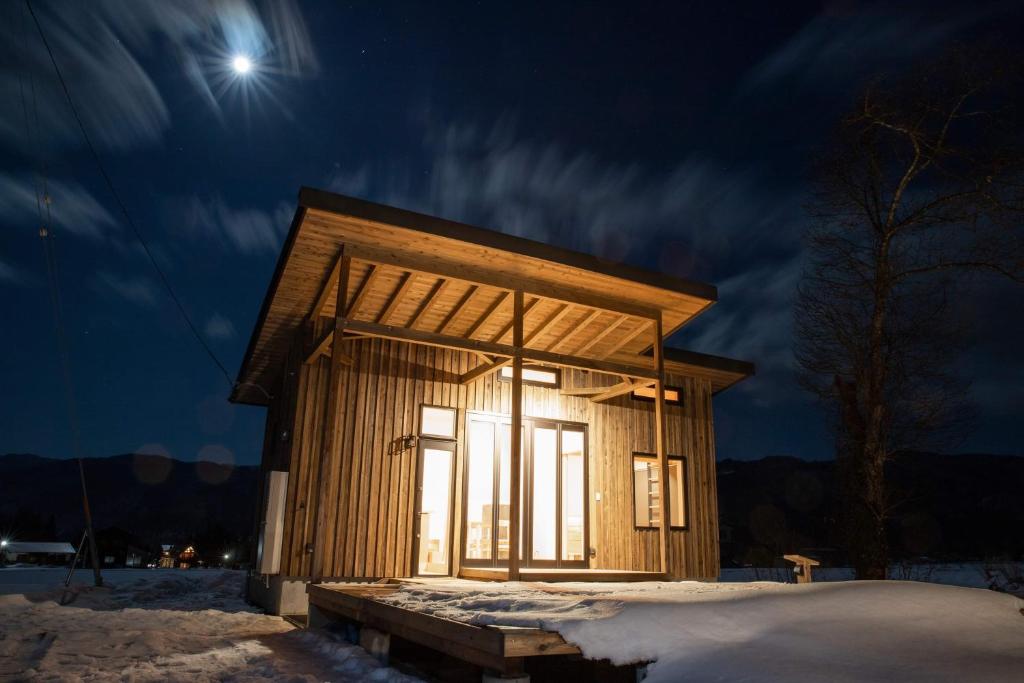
[0,568,420,682]
[2,568,1021,682]
[379,579,1024,683]
[721,561,1024,593]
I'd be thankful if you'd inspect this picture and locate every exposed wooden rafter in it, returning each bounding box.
[438,285,481,335]
[523,303,572,347]
[308,252,345,320]
[407,278,451,329]
[322,316,659,380]
[464,291,510,339]
[598,319,652,360]
[346,245,662,322]
[346,264,381,318]
[376,272,417,324]
[490,297,540,343]
[546,309,601,353]
[573,314,628,356]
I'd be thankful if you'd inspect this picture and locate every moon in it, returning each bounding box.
[232,55,252,74]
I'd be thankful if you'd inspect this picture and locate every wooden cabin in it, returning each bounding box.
[233,188,753,615]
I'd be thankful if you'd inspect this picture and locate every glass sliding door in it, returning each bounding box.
[465,418,496,561]
[462,412,587,569]
[415,439,455,576]
[530,426,558,562]
[560,428,586,563]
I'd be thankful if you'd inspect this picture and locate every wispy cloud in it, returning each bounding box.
[0,0,317,153]
[738,6,980,95]
[325,120,801,274]
[204,312,236,340]
[0,257,35,287]
[93,270,157,306]
[0,174,117,240]
[180,196,289,254]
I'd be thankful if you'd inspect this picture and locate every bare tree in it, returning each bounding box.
[795,47,1024,579]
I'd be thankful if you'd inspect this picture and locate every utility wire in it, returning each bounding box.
[24,0,237,390]
[15,1,102,588]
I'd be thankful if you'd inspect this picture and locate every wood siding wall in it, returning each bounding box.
[264,328,719,580]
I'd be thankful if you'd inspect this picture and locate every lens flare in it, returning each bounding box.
[232,55,252,74]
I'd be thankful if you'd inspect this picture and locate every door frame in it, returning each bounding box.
[522,420,589,569]
[459,411,589,570]
[412,437,457,577]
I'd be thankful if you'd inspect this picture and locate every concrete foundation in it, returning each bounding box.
[247,574,310,616]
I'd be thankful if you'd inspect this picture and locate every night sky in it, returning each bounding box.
[1,1,1021,467]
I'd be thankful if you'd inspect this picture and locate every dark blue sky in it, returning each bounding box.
[1,1,1021,466]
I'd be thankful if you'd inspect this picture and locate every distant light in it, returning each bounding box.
[223,553,230,560]
[0,539,7,547]
[232,55,252,74]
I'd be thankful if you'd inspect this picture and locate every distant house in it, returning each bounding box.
[232,188,754,615]
[1,541,75,566]
[95,527,152,568]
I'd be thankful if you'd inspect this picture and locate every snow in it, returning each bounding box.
[0,568,421,682]
[3,567,1021,681]
[378,579,1024,682]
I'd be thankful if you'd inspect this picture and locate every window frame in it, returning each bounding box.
[630,385,683,405]
[419,404,458,441]
[631,452,689,531]
[497,364,562,389]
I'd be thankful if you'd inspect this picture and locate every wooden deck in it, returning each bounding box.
[457,567,666,582]
[307,581,582,674]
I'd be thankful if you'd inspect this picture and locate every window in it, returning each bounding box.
[498,365,560,388]
[420,405,456,440]
[631,385,682,405]
[632,453,687,529]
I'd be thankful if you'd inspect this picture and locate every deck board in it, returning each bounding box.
[307,582,581,672]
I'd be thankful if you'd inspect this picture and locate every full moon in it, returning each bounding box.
[232,55,252,74]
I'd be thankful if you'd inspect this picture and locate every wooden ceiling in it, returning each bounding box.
[231,188,747,405]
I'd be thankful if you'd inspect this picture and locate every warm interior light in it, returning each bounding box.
[232,55,252,74]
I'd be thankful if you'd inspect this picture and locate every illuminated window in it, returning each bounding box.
[630,385,682,405]
[632,453,687,529]
[420,405,456,440]
[498,365,560,388]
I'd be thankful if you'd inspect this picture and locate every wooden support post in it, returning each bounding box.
[653,314,671,577]
[311,251,351,582]
[508,290,524,582]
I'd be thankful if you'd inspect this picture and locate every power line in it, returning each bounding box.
[24,0,237,390]
[15,1,103,588]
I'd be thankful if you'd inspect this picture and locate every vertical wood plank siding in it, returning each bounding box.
[269,336,719,580]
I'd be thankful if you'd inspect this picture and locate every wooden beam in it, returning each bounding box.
[321,316,659,380]
[376,272,416,324]
[598,319,652,360]
[304,328,353,366]
[508,290,524,582]
[464,291,509,339]
[523,303,572,347]
[309,252,344,320]
[347,244,662,323]
[490,297,540,343]
[573,314,628,356]
[558,385,613,396]
[346,264,380,318]
[546,309,601,353]
[653,313,671,577]
[589,379,654,403]
[437,285,481,335]
[459,357,512,385]
[407,278,451,329]
[312,253,351,582]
